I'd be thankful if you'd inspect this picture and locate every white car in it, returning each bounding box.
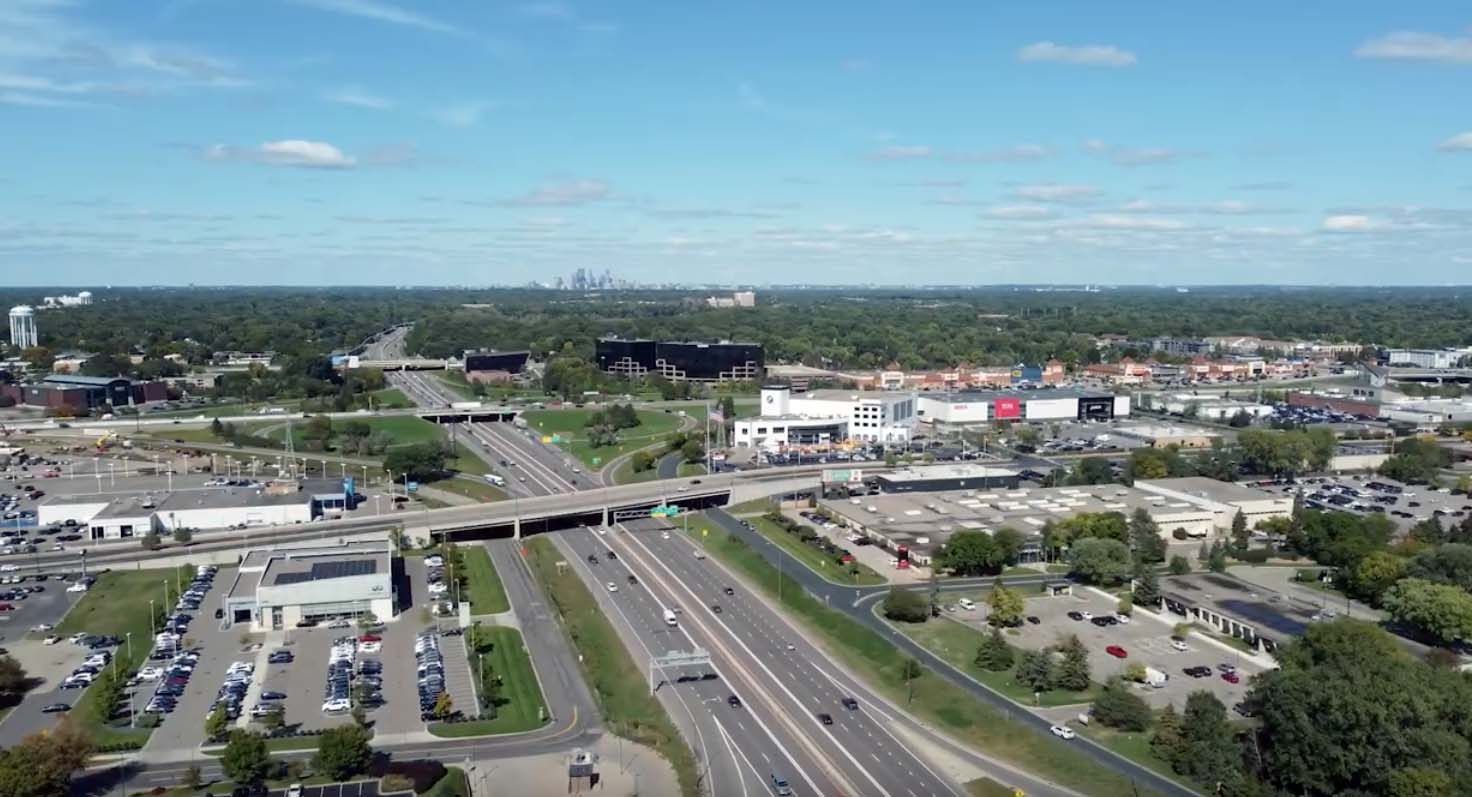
[327,618,351,629]
[286,785,304,797]
[1115,614,1131,624]
[1170,640,1190,652]
[66,582,88,593]
[1080,611,1094,621]
[359,641,382,654]
[43,635,61,645]
[1050,724,1077,740]
[425,555,444,567]
[321,698,351,713]
[661,532,670,540]
[606,582,619,593]
[595,527,607,536]
[137,666,163,681]
[31,623,53,633]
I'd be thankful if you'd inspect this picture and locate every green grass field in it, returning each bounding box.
[524,537,700,797]
[520,409,684,469]
[57,566,194,747]
[675,462,707,478]
[434,474,507,503]
[891,613,1101,707]
[685,518,1163,797]
[745,513,886,586]
[461,546,510,615]
[367,388,412,409]
[609,456,661,485]
[430,626,547,736]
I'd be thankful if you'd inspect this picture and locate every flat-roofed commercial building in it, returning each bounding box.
[595,337,764,382]
[873,464,1020,493]
[1113,423,1221,449]
[224,542,396,631]
[916,388,1129,430]
[1159,572,1317,654]
[1135,477,1293,531]
[39,484,318,540]
[463,349,531,383]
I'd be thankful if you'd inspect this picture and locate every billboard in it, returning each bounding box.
[993,398,1021,419]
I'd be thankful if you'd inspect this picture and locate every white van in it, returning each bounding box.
[663,609,678,627]
[957,598,976,611]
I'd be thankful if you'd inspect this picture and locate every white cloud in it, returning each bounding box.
[945,144,1049,163]
[1321,214,1379,233]
[0,90,92,108]
[985,205,1052,220]
[517,2,615,33]
[1013,183,1100,203]
[432,101,489,127]
[1084,140,1191,166]
[1437,132,1472,152]
[866,145,932,161]
[1355,31,1472,65]
[326,86,393,110]
[1018,41,1136,67]
[1083,214,1187,231]
[502,179,610,207]
[206,140,358,169]
[290,0,463,36]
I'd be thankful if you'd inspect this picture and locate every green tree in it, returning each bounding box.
[383,442,448,482]
[630,450,656,473]
[974,627,1014,672]
[204,704,230,741]
[1230,511,1250,554]
[1068,456,1116,485]
[1381,578,1472,645]
[1067,538,1133,585]
[1387,768,1453,797]
[0,718,93,797]
[1150,704,1186,770]
[183,764,203,791]
[431,690,454,720]
[1133,566,1162,607]
[1407,543,1472,591]
[1092,677,1153,732]
[936,531,1006,576]
[301,414,334,450]
[220,730,271,786]
[1015,650,1054,693]
[172,527,193,544]
[1168,555,1192,575]
[1129,508,1167,564]
[1053,634,1091,692]
[313,724,374,781]
[259,703,285,731]
[1177,691,1245,792]
[1207,540,1229,573]
[992,527,1025,566]
[1349,550,1406,605]
[0,655,28,697]
[210,417,225,438]
[140,531,162,550]
[900,658,923,705]
[680,438,705,464]
[882,588,930,623]
[987,580,1025,627]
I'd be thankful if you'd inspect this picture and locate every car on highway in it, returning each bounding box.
[817,712,833,725]
[710,604,722,614]
[727,695,741,708]
[626,574,638,585]
[1105,645,1128,658]
[841,697,859,710]
[722,586,734,596]
[1050,724,1076,740]
[606,582,618,593]
[41,703,71,713]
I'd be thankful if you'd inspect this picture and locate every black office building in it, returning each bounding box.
[463,349,530,374]
[596,337,764,382]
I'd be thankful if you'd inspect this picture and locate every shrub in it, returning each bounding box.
[1172,528,1189,541]
[1236,547,1272,564]
[381,774,415,793]
[369,758,447,794]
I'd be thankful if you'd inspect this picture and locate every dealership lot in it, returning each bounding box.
[950,587,1258,711]
[258,626,363,733]
[1282,474,1472,532]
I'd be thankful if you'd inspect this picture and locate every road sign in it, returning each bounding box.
[541,436,553,444]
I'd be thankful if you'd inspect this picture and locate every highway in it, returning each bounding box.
[554,526,850,797]
[700,508,1199,797]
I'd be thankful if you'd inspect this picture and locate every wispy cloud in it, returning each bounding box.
[1230,181,1292,192]
[1018,41,1136,67]
[1084,139,1194,167]
[1321,214,1381,233]
[1437,132,1472,152]
[1355,31,1472,65]
[432,101,489,127]
[290,0,464,37]
[866,145,932,161]
[501,179,610,207]
[516,2,616,34]
[0,90,94,108]
[325,85,392,110]
[205,139,358,169]
[985,205,1053,220]
[1012,183,1100,203]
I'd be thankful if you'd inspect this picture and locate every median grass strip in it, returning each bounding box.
[523,537,700,797]
[684,514,1164,797]
[610,456,661,485]
[520,408,683,469]
[461,546,510,615]
[57,565,194,748]
[747,512,885,586]
[889,613,1101,707]
[429,625,547,737]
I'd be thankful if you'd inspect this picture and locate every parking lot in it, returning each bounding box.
[949,587,1259,711]
[1266,474,1472,533]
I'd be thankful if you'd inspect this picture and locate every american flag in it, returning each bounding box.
[708,403,723,422]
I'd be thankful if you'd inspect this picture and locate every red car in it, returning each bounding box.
[358,634,381,643]
[1105,645,1128,659]
[0,604,13,612]
[1221,671,1240,684]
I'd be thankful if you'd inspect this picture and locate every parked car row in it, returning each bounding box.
[143,649,202,715]
[322,636,357,713]
[416,632,445,720]
[60,645,112,690]
[178,566,217,613]
[211,660,255,720]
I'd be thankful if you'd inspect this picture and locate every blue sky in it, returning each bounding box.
[1,0,1470,286]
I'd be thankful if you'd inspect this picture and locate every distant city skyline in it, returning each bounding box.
[1,1,1470,286]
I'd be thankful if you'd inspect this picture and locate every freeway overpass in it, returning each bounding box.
[353,358,454,370]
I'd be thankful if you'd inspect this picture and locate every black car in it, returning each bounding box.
[723,586,734,596]
[1183,666,1212,678]
[1090,616,1113,627]
[711,604,722,614]
[817,712,833,725]
[1025,616,1041,625]
[1066,611,1084,621]
[841,697,859,710]
[627,574,638,585]
[727,695,741,708]
[231,785,267,797]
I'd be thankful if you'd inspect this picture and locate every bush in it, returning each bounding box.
[1236,547,1272,564]
[882,588,930,623]
[1172,528,1189,541]
[381,774,415,793]
[369,758,447,794]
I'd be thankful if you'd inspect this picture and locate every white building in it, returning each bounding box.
[1380,398,1472,427]
[8,305,37,349]
[733,385,914,449]
[1135,477,1293,531]
[39,487,317,540]
[223,542,396,631]
[1385,348,1472,369]
[1161,394,1274,421]
[40,292,93,308]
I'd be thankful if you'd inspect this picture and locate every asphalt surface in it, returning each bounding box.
[701,508,1199,797]
[553,528,843,797]
[657,451,683,480]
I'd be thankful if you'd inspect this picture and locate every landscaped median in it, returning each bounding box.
[460,545,510,615]
[520,407,684,469]
[523,537,700,797]
[55,565,195,750]
[682,514,1166,797]
[428,624,547,737]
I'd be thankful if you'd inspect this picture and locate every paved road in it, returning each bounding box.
[656,451,682,480]
[553,529,839,797]
[701,508,1199,797]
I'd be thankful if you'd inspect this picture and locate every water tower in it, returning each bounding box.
[8,305,37,348]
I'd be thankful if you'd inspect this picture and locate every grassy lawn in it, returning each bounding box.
[430,626,546,736]
[676,462,707,478]
[745,513,885,586]
[433,474,507,503]
[424,767,469,797]
[447,441,493,476]
[57,565,194,748]
[892,614,1101,707]
[432,371,477,399]
[725,497,772,515]
[1077,724,1180,783]
[367,388,412,409]
[461,546,510,614]
[610,456,660,485]
[520,409,684,469]
[965,778,1020,797]
[524,537,700,797]
[686,520,1162,797]
[201,734,330,755]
